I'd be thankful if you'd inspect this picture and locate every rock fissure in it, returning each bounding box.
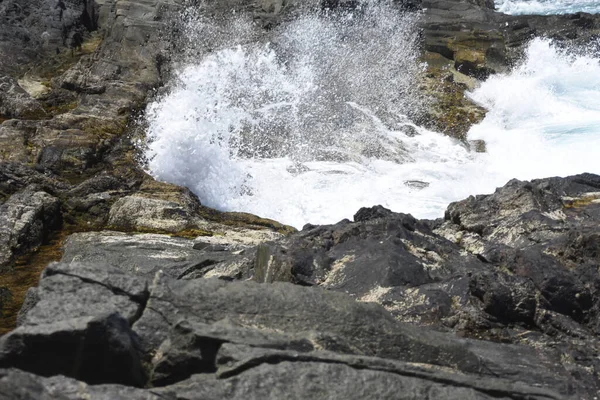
[45,269,149,307]
[216,350,561,400]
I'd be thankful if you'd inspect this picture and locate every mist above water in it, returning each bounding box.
[144,2,600,228]
[495,0,600,15]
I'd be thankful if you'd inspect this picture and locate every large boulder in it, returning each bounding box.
[0,313,146,386]
[0,368,157,400]
[0,257,594,397]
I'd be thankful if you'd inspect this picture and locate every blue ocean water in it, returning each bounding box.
[496,0,600,15]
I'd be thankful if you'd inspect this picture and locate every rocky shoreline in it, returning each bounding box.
[1,0,600,398]
[1,173,599,398]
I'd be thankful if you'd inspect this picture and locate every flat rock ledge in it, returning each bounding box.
[0,173,599,399]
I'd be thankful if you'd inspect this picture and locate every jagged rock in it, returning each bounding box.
[435,174,600,327]
[0,0,599,396]
[0,0,95,76]
[2,259,595,397]
[0,76,46,119]
[0,162,66,203]
[252,206,483,320]
[0,188,61,271]
[244,175,600,392]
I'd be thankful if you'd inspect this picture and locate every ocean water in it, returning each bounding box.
[144,3,600,228]
[495,0,600,15]
[467,39,600,184]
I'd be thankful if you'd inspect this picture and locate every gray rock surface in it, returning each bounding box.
[0,240,596,398]
[0,312,146,386]
[0,188,61,271]
[61,230,255,280]
[0,76,46,119]
[422,0,600,78]
[0,368,159,400]
[0,0,95,76]
[247,174,600,393]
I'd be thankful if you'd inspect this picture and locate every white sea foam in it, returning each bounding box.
[467,38,600,183]
[144,6,600,228]
[495,0,600,15]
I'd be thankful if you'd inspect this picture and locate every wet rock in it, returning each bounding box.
[469,139,487,153]
[418,51,487,139]
[404,180,430,189]
[158,349,565,400]
[0,288,11,318]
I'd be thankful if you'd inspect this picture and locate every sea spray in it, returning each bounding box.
[144,4,600,228]
[467,38,600,182]
[495,0,600,15]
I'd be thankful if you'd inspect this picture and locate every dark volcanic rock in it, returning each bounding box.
[2,176,600,397]
[0,0,95,76]
[0,312,146,386]
[245,174,600,396]
[434,174,600,385]
[0,368,158,400]
[253,205,484,324]
[422,0,600,78]
[157,345,566,400]
[1,255,595,397]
